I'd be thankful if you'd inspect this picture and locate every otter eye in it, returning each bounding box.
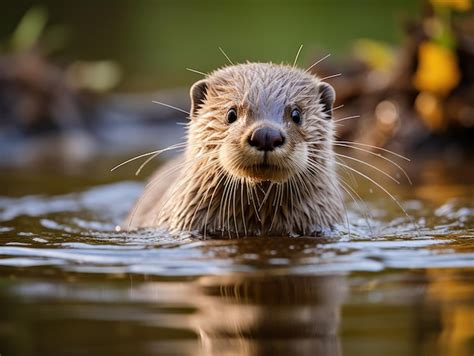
[226,108,238,124]
[291,108,302,124]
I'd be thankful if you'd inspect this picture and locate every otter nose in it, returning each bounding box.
[248,127,285,151]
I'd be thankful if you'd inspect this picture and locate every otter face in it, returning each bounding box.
[189,63,335,183]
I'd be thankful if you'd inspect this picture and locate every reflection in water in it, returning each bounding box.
[1,269,474,356]
[0,274,346,356]
[0,158,473,355]
[420,269,474,356]
[194,274,346,356]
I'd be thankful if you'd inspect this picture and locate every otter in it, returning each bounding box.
[125,62,343,238]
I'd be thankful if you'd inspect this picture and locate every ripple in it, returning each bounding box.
[0,181,472,277]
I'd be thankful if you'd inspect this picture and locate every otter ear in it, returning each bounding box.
[318,82,336,119]
[190,79,209,118]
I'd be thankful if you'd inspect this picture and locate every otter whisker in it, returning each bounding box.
[292,173,307,205]
[152,157,219,227]
[186,67,208,76]
[218,174,232,235]
[332,104,344,112]
[304,158,350,236]
[293,44,304,67]
[111,142,188,172]
[334,115,361,124]
[135,135,223,175]
[145,149,217,188]
[337,176,374,235]
[269,183,283,232]
[240,178,248,236]
[159,152,219,182]
[111,150,161,172]
[152,100,190,116]
[128,162,187,230]
[305,53,331,73]
[187,166,220,232]
[230,151,251,228]
[332,159,417,231]
[245,180,251,206]
[218,46,234,65]
[254,184,264,205]
[177,171,222,231]
[140,151,218,227]
[280,183,285,208]
[204,169,226,239]
[294,167,313,198]
[332,152,358,188]
[331,151,401,185]
[216,154,246,236]
[231,178,240,238]
[258,182,274,211]
[135,146,187,176]
[336,141,411,161]
[306,150,375,234]
[248,181,262,223]
[287,177,296,220]
[271,182,279,207]
[224,176,234,237]
[136,153,163,176]
[288,178,298,232]
[226,176,238,238]
[226,151,261,222]
[291,174,304,212]
[320,73,342,81]
[333,142,412,184]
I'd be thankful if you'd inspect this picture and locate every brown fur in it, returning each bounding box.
[125,62,344,237]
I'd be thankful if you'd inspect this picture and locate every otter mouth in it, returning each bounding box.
[221,149,297,182]
[239,162,291,182]
[251,163,279,170]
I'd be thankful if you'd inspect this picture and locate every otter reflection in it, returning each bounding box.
[192,274,347,356]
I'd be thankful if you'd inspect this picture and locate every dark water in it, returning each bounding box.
[0,157,473,356]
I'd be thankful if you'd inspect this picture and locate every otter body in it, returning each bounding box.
[126,63,343,237]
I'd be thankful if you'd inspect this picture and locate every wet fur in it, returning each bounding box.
[126,63,343,237]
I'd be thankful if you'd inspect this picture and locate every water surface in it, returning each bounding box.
[0,157,473,356]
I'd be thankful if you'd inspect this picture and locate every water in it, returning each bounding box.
[0,157,473,356]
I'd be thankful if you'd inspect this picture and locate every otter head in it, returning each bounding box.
[188,63,336,183]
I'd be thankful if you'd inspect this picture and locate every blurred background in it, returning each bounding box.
[0,0,421,90]
[1,0,473,172]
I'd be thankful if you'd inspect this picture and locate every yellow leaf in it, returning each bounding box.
[413,41,461,96]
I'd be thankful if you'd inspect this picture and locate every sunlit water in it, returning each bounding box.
[0,158,473,356]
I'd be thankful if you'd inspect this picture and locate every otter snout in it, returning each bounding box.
[247,127,286,151]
